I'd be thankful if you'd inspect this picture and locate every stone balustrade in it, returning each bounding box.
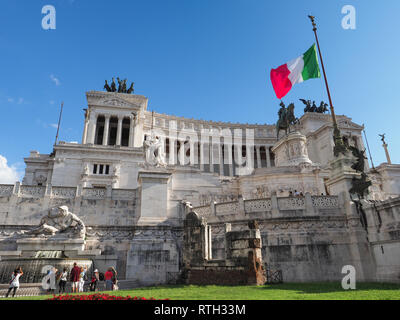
[82,188,107,199]
[311,195,339,208]
[192,205,212,217]
[244,198,272,213]
[51,186,77,198]
[0,183,137,201]
[20,185,46,198]
[215,201,240,215]
[0,185,13,197]
[193,194,340,217]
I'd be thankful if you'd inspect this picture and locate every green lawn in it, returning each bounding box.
[3,282,400,300]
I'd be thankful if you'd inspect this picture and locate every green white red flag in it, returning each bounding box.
[270,44,321,99]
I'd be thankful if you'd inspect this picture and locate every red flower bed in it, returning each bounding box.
[48,293,169,301]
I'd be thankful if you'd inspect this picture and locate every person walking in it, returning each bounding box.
[104,267,114,291]
[5,267,23,298]
[70,262,81,293]
[58,268,68,294]
[78,266,87,293]
[111,266,118,291]
[89,269,100,292]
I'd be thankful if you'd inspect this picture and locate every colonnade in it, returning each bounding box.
[83,113,135,147]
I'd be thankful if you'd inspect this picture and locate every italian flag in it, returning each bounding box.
[270,44,321,99]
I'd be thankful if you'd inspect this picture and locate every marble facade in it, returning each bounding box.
[0,90,399,285]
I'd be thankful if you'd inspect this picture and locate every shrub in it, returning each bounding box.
[47,293,169,301]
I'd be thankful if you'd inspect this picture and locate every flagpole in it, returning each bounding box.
[362,124,375,169]
[308,15,347,156]
[54,101,64,146]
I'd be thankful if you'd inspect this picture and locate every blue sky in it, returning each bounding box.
[0,0,399,181]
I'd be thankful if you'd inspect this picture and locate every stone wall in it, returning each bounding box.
[0,183,139,280]
[362,197,400,282]
[0,183,138,227]
[191,193,382,282]
[183,213,266,286]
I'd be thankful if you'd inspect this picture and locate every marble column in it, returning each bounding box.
[219,142,224,176]
[88,114,97,144]
[200,142,205,171]
[82,117,89,144]
[129,115,135,147]
[190,141,195,165]
[179,140,185,166]
[246,145,253,170]
[256,146,262,168]
[383,143,392,164]
[116,116,123,146]
[209,140,214,173]
[102,115,110,146]
[169,138,176,165]
[235,144,242,169]
[266,145,271,168]
[228,144,233,176]
[162,137,167,156]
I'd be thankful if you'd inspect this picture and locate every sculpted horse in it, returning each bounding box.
[276,102,298,139]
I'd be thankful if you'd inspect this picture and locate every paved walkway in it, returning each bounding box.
[0,280,141,298]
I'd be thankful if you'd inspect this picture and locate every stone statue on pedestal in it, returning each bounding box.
[104,77,135,94]
[144,133,167,167]
[83,164,90,175]
[111,78,117,92]
[127,82,134,94]
[300,99,329,114]
[25,206,86,239]
[349,146,367,173]
[104,80,112,92]
[276,101,298,139]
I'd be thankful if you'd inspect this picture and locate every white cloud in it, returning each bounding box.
[49,100,55,105]
[6,97,27,104]
[50,74,61,86]
[50,123,58,129]
[0,155,23,184]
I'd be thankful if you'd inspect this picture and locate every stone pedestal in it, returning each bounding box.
[137,170,172,225]
[16,238,86,252]
[325,152,359,196]
[374,163,400,197]
[325,152,376,281]
[271,131,312,167]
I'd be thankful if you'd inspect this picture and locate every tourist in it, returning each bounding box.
[294,190,300,197]
[89,269,100,292]
[70,262,81,293]
[78,266,87,292]
[58,268,68,294]
[104,267,114,291]
[6,267,23,298]
[111,266,118,291]
[289,191,293,197]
